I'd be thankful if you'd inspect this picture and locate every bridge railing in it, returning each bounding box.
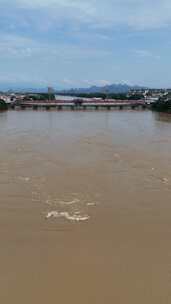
[18,99,145,105]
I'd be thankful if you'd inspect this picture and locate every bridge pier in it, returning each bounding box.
[45,105,51,110]
[21,105,26,110]
[14,101,148,111]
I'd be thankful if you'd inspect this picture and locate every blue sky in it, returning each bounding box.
[0,0,171,89]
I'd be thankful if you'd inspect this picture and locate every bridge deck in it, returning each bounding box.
[10,100,148,110]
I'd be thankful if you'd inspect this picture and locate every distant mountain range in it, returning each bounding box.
[0,83,146,94]
[59,83,147,95]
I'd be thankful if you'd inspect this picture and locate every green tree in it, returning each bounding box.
[0,99,8,111]
[152,98,171,113]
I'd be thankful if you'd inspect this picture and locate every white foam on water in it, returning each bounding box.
[87,202,96,206]
[18,176,30,182]
[59,198,80,205]
[162,177,169,184]
[45,199,53,206]
[114,153,120,158]
[45,211,90,222]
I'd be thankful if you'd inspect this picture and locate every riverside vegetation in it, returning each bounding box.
[0,99,8,111]
[152,98,171,113]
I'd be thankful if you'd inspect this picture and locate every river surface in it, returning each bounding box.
[0,110,171,303]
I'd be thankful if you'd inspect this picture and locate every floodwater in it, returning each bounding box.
[0,109,171,303]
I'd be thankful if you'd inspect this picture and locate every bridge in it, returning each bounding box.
[9,100,149,111]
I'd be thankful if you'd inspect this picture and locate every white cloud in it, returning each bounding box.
[0,32,112,60]
[94,79,112,86]
[81,79,112,86]
[0,1,170,88]
[3,0,171,30]
[134,49,153,57]
[133,49,161,60]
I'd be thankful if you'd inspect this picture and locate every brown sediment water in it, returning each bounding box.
[0,110,171,303]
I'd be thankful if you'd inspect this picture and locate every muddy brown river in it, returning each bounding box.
[0,110,171,303]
